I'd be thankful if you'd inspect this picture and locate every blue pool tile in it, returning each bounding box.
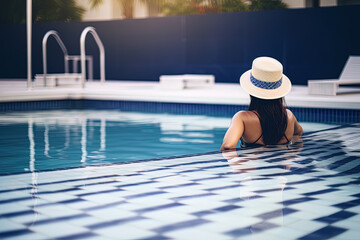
[0,196,34,204]
[191,176,224,182]
[328,156,359,169]
[282,197,317,206]
[140,167,170,173]
[250,221,279,232]
[74,180,119,187]
[241,195,264,201]
[166,159,223,168]
[125,191,167,199]
[152,219,209,234]
[25,213,90,226]
[352,193,360,198]
[59,198,85,204]
[299,225,347,240]
[255,187,295,194]
[37,187,81,194]
[159,182,199,189]
[77,188,124,197]
[342,164,360,175]
[116,181,156,188]
[213,205,241,212]
[334,199,360,209]
[56,232,98,240]
[0,229,32,238]
[287,178,324,185]
[82,200,126,211]
[256,208,298,220]
[135,203,184,214]
[225,227,253,237]
[141,235,171,240]
[192,210,216,217]
[171,193,215,201]
[223,197,243,204]
[36,174,120,186]
[86,216,145,230]
[0,209,37,218]
[315,211,356,224]
[2,100,360,123]
[205,184,240,192]
[303,188,340,196]
[0,124,358,239]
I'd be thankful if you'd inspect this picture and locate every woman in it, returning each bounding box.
[220,57,303,150]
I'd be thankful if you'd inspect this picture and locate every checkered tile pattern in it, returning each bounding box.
[0,124,359,239]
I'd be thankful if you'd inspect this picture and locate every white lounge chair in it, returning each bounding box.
[308,56,360,95]
[159,74,215,90]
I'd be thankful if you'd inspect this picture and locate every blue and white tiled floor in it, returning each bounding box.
[0,124,360,239]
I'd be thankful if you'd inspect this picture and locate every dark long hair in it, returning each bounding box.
[248,95,287,145]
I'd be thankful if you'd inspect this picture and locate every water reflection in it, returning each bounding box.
[81,117,87,163]
[222,139,305,233]
[28,118,39,225]
[28,118,35,172]
[100,117,106,151]
[0,110,230,174]
[221,128,360,236]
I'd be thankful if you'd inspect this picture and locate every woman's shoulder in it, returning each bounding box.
[232,110,257,123]
[286,109,295,118]
[233,110,254,118]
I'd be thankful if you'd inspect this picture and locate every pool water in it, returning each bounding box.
[0,110,337,175]
[0,123,359,240]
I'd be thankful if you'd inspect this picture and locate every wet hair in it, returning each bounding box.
[248,95,287,145]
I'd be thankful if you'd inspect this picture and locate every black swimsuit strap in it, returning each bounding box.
[243,111,290,145]
[283,116,290,143]
[250,111,262,144]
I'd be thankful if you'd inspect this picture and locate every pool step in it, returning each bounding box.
[34,73,82,87]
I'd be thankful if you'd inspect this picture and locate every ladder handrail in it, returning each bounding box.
[42,31,69,86]
[80,27,105,88]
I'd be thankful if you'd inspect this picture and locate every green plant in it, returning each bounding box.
[248,0,287,11]
[0,0,85,24]
[221,0,248,13]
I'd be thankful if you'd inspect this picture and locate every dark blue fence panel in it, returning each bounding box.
[0,6,359,85]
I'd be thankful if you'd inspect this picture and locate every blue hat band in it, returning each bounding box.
[250,73,282,90]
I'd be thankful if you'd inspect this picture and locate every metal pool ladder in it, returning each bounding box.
[80,27,105,88]
[35,27,105,88]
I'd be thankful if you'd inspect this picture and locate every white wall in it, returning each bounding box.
[77,0,122,21]
[77,0,150,21]
[133,1,149,19]
[283,0,306,8]
[283,0,337,8]
[320,0,337,7]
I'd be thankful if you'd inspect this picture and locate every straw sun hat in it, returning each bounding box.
[240,57,291,100]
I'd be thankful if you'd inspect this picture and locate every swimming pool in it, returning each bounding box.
[0,110,338,175]
[0,123,359,239]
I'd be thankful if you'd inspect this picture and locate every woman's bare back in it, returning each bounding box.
[220,109,303,150]
[241,109,296,145]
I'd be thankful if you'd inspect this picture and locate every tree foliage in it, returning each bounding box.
[221,0,248,13]
[156,0,286,16]
[0,0,85,24]
[248,0,287,11]
[0,0,288,24]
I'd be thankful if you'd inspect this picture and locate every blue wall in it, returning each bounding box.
[1,5,360,85]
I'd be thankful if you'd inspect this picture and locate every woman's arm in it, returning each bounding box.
[220,112,245,150]
[287,109,303,136]
[293,115,303,136]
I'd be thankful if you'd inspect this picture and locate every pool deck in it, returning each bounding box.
[0,80,360,109]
